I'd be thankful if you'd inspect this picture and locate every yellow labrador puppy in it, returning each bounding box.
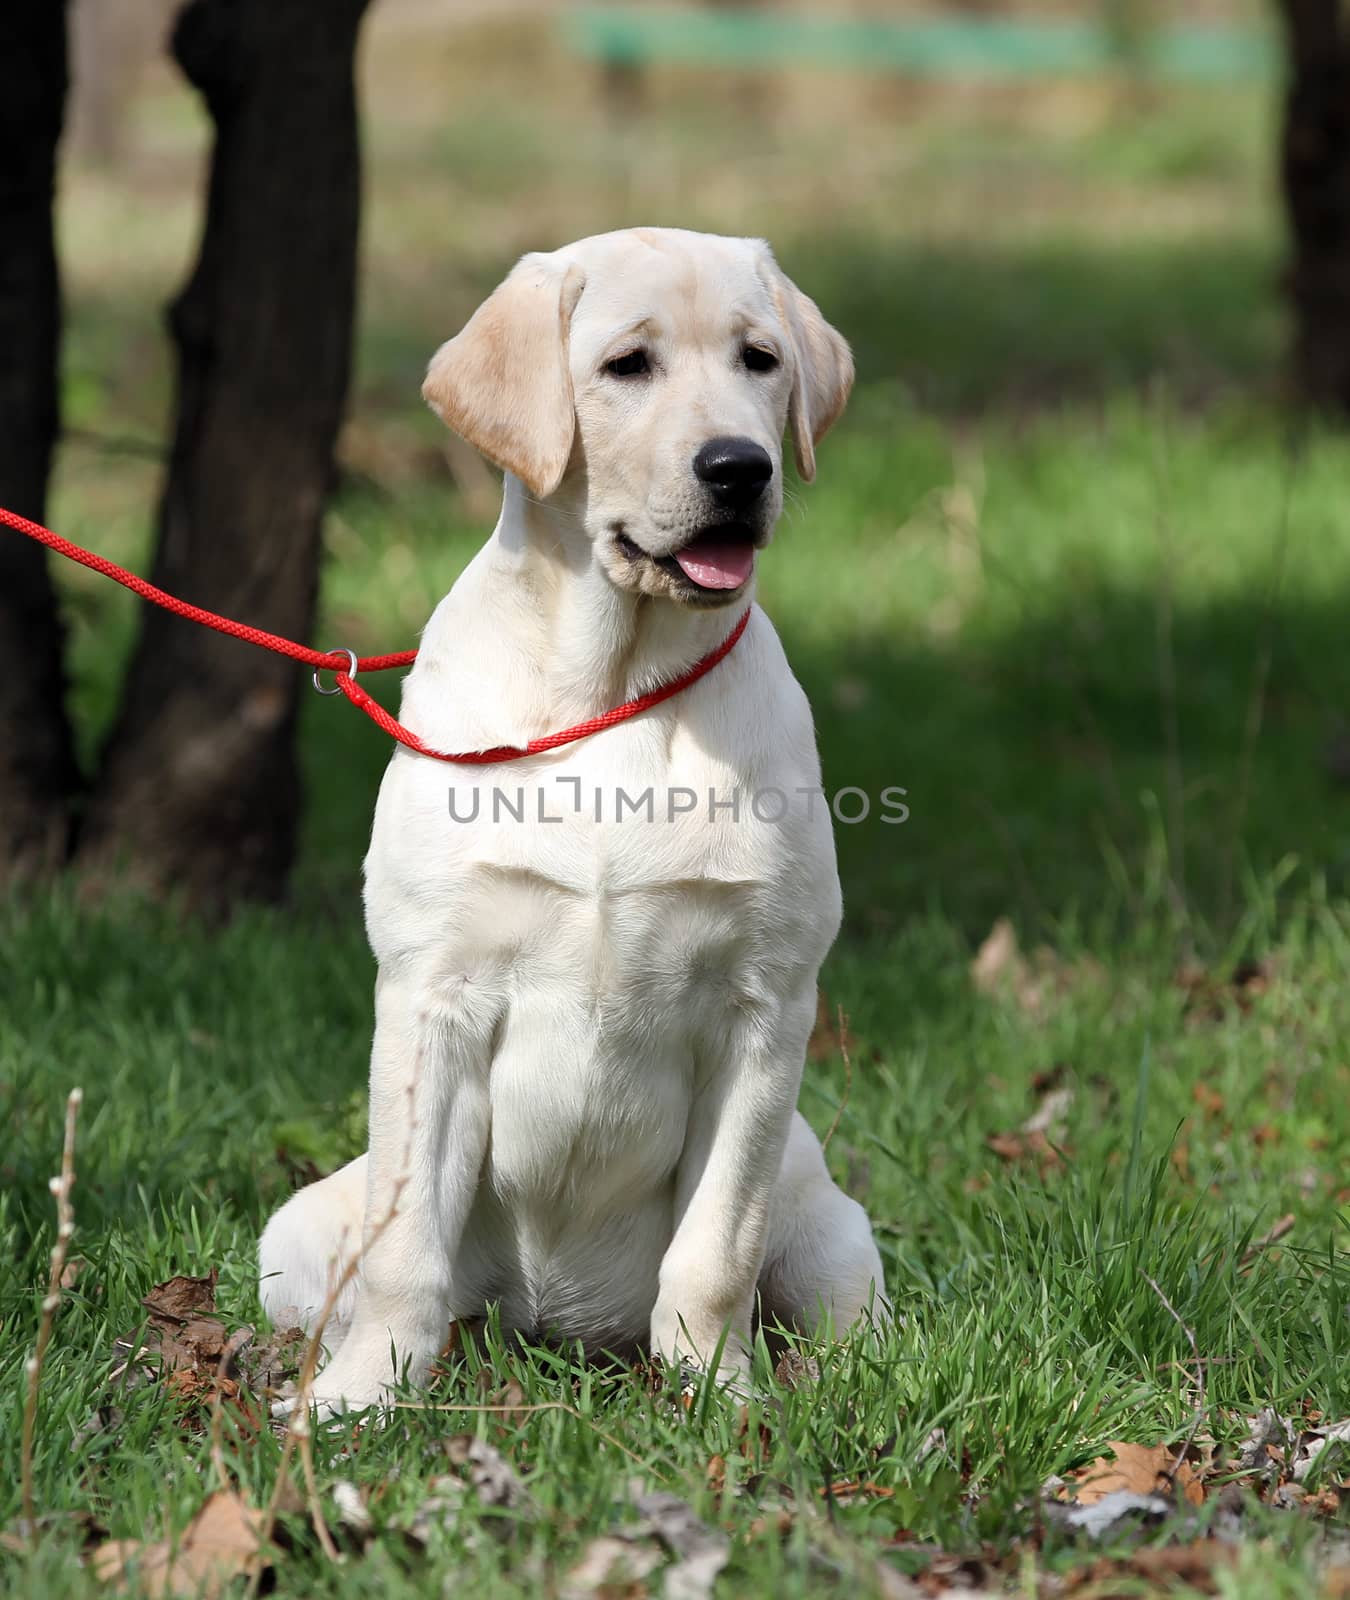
[260,227,884,1410]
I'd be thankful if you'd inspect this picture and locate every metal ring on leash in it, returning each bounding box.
[312,646,358,696]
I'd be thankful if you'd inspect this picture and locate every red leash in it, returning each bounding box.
[0,505,750,765]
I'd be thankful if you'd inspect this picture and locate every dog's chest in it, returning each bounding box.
[368,716,829,1192]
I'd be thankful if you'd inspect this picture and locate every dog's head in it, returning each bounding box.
[422,227,852,608]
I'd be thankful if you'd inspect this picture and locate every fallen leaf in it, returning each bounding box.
[137,1272,234,1379]
[970,920,1101,1018]
[238,1319,306,1395]
[155,1316,230,1376]
[1045,1488,1175,1541]
[1192,1083,1225,1117]
[1128,1541,1237,1586]
[1177,958,1273,1022]
[1235,1408,1296,1478]
[872,1562,925,1600]
[971,918,1019,993]
[478,1375,529,1421]
[142,1273,218,1323]
[563,1534,664,1599]
[984,1128,1062,1172]
[772,1350,820,1389]
[1324,1564,1350,1600]
[91,1489,266,1598]
[1022,1084,1074,1138]
[1070,1441,1204,1507]
[629,1489,729,1600]
[445,1434,531,1513]
[1293,1418,1350,1485]
[331,1480,372,1538]
[406,1476,469,1548]
[917,1426,949,1463]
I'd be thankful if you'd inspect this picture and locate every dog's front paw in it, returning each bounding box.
[283,1344,399,1420]
[677,1359,755,1404]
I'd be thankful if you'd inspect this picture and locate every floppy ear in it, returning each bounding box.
[422,254,586,499]
[765,259,854,483]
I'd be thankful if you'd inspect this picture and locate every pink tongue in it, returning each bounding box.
[672,539,755,590]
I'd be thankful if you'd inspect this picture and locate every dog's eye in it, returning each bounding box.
[743,346,779,373]
[606,350,649,378]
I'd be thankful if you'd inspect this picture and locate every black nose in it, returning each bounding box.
[692,436,773,509]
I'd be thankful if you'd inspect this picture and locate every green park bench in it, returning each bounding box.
[565,5,1278,83]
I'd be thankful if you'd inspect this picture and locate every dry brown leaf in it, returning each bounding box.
[970,919,1101,1019]
[1022,1085,1074,1138]
[772,1350,820,1389]
[628,1489,729,1600]
[91,1489,267,1598]
[987,1077,1076,1169]
[473,1373,529,1421]
[1127,1541,1236,1587]
[142,1273,218,1323]
[444,1433,530,1513]
[1192,1083,1225,1117]
[984,1128,1062,1172]
[156,1316,230,1375]
[1070,1441,1204,1508]
[971,918,1020,994]
[137,1272,233,1378]
[1324,1565,1350,1600]
[1177,958,1274,1022]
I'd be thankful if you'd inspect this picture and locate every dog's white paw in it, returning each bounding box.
[281,1343,399,1420]
[269,1390,368,1424]
[668,1357,756,1409]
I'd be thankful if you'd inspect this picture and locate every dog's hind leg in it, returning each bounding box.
[258,1153,368,1341]
[757,1114,886,1339]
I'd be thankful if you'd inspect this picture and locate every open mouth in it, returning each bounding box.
[616,525,757,593]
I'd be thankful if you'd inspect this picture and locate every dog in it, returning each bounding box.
[259,227,885,1410]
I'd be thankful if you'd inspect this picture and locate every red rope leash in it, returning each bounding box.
[0,505,751,766]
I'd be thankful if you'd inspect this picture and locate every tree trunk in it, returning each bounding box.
[79,0,372,909]
[1279,0,1350,410]
[0,2,79,884]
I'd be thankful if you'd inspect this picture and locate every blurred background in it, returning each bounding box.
[8,0,1349,940]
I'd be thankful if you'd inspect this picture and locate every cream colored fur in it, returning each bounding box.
[259,227,884,1411]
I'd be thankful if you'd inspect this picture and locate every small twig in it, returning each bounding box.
[295,1393,342,1564]
[251,1067,420,1590]
[1240,1212,1295,1267]
[21,1088,83,1544]
[208,1326,256,1494]
[821,1007,853,1155]
[1142,1271,1206,1481]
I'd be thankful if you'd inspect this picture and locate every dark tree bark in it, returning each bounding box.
[0,2,79,884]
[1279,0,1350,410]
[79,0,372,909]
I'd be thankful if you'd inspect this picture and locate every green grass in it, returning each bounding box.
[3,14,1348,1596]
[2,891,1347,1595]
